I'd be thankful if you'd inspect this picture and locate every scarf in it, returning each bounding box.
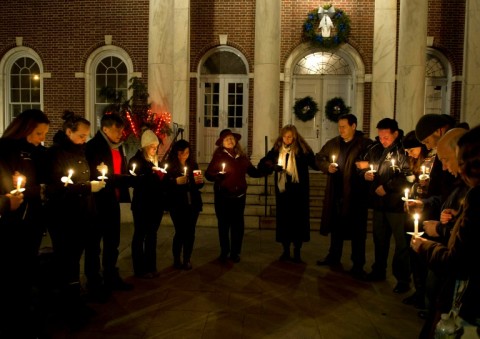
[277,145,299,192]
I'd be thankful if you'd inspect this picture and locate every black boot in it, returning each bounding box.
[279,243,291,261]
[293,247,304,264]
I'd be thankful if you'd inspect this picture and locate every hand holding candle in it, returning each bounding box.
[129,163,137,176]
[160,163,168,174]
[10,173,26,195]
[96,162,108,181]
[407,213,424,237]
[331,155,338,167]
[419,165,430,181]
[62,169,74,187]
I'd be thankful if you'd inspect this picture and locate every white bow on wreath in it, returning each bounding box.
[318,6,335,38]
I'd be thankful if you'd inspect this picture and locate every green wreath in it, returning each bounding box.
[325,97,350,122]
[293,96,319,122]
[303,5,351,49]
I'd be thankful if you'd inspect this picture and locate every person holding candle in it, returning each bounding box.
[401,130,432,309]
[413,114,457,221]
[411,125,480,338]
[205,129,262,263]
[165,139,204,270]
[128,129,167,278]
[360,118,412,293]
[85,112,134,301]
[314,114,373,278]
[44,110,105,329]
[410,128,470,335]
[258,124,319,263]
[0,108,50,338]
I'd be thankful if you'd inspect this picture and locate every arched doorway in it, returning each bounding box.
[425,48,451,115]
[284,44,365,152]
[196,47,249,163]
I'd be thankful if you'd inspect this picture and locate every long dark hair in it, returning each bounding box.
[2,109,50,140]
[166,139,194,172]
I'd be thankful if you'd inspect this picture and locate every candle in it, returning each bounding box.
[131,163,136,174]
[184,166,187,176]
[421,165,426,175]
[404,188,409,201]
[391,159,395,167]
[370,164,374,172]
[414,213,419,235]
[16,177,22,192]
[64,169,73,187]
[101,168,107,182]
[164,164,168,171]
[332,155,336,163]
[222,163,226,173]
[278,158,282,167]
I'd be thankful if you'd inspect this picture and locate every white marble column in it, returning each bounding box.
[251,0,281,163]
[395,0,428,132]
[148,0,174,121]
[370,0,397,134]
[173,0,190,136]
[462,0,480,125]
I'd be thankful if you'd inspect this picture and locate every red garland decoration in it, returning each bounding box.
[121,108,172,142]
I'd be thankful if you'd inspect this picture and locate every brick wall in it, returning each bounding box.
[0,0,467,147]
[0,0,150,144]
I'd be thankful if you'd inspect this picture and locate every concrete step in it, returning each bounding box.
[120,171,337,230]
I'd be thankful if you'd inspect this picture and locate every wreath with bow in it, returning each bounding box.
[325,97,350,122]
[303,5,351,49]
[293,96,319,122]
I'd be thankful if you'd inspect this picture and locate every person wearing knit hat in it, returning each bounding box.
[128,129,166,279]
[403,130,428,161]
[141,129,159,148]
[415,114,452,150]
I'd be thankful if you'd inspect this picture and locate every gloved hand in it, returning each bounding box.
[90,180,106,193]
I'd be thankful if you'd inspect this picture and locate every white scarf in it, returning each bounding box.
[277,145,299,192]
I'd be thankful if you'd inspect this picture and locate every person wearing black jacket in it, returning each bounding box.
[85,113,133,301]
[0,109,49,338]
[258,125,319,263]
[165,139,204,270]
[128,129,167,278]
[315,114,373,277]
[360,118,411,293]
[45,111,105,329]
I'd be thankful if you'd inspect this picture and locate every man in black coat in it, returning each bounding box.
[85,113,133,301]
[361,118,411,293]
[315,114,373,279]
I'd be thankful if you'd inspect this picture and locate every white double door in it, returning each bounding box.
[197,76,248,163]
[293,75,352,153]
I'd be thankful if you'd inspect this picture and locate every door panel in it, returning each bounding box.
[293,76,351,152]
[198,78,248,163]
[293,77,322,151]
[321,77,351,147]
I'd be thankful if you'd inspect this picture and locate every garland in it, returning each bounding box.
[293,96,319,122]
[325,97,350,122]
[303,5,351,49]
